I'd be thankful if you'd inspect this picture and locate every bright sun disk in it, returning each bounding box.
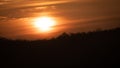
[34,16,56,32]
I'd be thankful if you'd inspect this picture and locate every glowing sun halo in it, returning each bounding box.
[34,16,56,32]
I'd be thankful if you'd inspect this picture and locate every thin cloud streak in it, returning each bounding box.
[0,0,75,10]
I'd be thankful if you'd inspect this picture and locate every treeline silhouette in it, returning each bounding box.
[0,28,120,65]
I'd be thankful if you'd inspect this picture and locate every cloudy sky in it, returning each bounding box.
[0,0,120,40]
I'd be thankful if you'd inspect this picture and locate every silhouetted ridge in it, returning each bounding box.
[0,28,120,65]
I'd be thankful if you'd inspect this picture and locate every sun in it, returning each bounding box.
[33,16,56,32]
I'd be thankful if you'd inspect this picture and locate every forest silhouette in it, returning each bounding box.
[0,28,120,65]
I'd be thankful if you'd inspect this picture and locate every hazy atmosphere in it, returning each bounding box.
[1,0,120,66]
[0,0,120,40]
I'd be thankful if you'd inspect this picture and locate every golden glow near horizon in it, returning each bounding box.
[0,0,120,40]
[33,16,56,32]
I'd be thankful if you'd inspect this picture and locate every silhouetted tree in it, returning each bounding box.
[0,28,120,65]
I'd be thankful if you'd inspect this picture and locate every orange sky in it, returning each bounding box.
[0,0,120,40]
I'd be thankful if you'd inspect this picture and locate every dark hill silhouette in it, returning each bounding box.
[0,28,120,66]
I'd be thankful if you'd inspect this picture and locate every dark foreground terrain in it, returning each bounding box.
[0,28,120,66]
